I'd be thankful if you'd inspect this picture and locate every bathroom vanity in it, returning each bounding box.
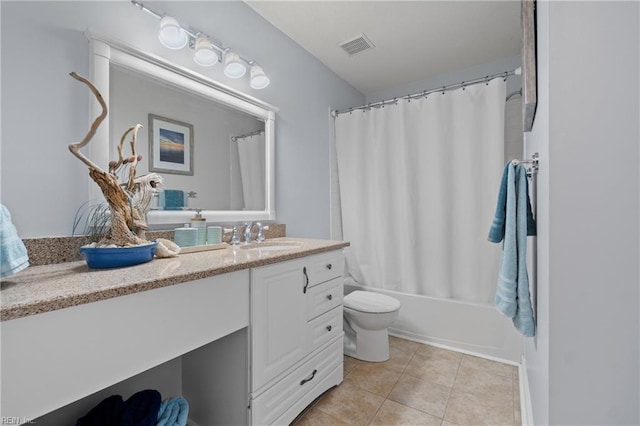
[251,250,344,424]
[0,238,348,425]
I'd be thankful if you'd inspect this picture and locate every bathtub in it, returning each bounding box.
[344,279,523,363]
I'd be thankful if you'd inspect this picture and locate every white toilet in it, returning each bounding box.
[343,290,401,362]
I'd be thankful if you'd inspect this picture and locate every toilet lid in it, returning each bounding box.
[343,291,401,313]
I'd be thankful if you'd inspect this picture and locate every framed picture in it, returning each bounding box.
[522,0,537,132]
[148,114,194,175]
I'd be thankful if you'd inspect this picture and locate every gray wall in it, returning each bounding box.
[525,1,639,424]
[0,1,364,239]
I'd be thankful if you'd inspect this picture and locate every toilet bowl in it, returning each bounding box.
[343,290,401,362]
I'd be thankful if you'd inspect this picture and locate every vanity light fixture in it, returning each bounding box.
[131,0,270,88]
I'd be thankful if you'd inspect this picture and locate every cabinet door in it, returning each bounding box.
[251,259,308,391]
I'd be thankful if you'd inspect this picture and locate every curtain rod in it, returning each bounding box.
[231,129,264,142]
[332,67,522,117]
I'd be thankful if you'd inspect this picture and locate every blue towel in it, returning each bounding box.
[0,204,29,278]
[75,395,124,426]
[488,162,537,243]
[157,397,189,426]
[122,389,161,426]
[491,163,535,337]
[76,390,161,426]
[162,189,185,210]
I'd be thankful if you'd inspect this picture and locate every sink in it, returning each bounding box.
[239,241,303,252]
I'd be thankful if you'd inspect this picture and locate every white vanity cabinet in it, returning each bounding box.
[0,239,349,425]
[250,250,345,425]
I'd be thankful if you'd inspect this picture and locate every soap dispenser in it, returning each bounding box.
[190,209,207,246]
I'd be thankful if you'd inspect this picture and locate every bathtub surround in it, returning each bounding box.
[346,280,524,363]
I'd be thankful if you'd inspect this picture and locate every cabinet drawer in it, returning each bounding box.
[252,338,342,426]
[307,277,343,321]
[307,306,343,352]
[306,250,344,288]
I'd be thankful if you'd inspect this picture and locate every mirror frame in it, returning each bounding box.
[86,32,277,225]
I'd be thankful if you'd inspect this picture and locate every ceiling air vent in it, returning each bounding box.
[338,33,375,56]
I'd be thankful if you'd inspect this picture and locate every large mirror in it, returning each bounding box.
[88,33,277,226]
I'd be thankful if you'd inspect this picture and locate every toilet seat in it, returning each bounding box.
[343,291,401,314]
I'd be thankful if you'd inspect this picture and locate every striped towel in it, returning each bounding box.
[0,204,29,278]
[157,397,189,426]
[490,164,535,337]
[488,162,537,243]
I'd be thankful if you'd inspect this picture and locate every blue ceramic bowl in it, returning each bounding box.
[80,242,158,269]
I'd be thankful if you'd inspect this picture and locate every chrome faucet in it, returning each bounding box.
[244,222,254,243]
[256,223,269,243]
[228,226,240,245]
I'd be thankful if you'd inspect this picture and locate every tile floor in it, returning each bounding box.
[293,336,521,426]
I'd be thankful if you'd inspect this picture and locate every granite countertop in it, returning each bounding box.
[1,238,349,322]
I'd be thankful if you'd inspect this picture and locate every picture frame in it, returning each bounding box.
[148,114,194,175]
[522,0,537,132]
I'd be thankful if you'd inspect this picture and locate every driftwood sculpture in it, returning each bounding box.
[68,72,162,246]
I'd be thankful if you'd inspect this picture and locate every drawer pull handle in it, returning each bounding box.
[300,369,317,386]
[326,325,332,332]
[326,264,332,270]
[326,294,333,301]
[303,267,309,294]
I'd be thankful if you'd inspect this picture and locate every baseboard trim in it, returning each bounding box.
[519,355,534,426]
[389,329,520,366]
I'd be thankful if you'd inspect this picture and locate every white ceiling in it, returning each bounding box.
[246,1,521,95]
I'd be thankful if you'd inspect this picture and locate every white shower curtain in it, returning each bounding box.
[236,132,265,210]
[334,78,505,303]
